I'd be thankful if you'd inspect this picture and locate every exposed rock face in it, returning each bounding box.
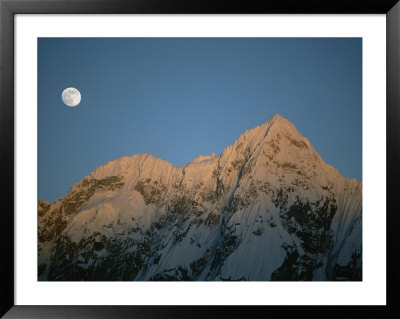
[38,114,362,281]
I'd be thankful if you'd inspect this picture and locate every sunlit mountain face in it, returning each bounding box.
[38,114,361,281]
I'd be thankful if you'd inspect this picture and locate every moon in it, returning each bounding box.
[62,87,81,107]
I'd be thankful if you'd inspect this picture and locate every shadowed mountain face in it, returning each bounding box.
[38,114,362,281]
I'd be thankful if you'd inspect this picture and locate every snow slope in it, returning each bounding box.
[38,114,362,281]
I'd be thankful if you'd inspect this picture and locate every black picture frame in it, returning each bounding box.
[1,0,399,318]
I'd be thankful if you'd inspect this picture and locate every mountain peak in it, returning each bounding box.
[270,113,285,122]
[236,114,299,141]
[227,114,305,156]
[268,113,299,133]
[38,114,362,282]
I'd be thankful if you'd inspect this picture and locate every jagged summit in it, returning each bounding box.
[270,113,291,123]
[38,115,362,281]
[238,113,300,137]
[269,113,303,133]
[53,113,334,209]
[84,114,312,182]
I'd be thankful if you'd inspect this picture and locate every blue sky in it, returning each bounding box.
[38,38,362,202]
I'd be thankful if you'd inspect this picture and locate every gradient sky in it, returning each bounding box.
[38,38,362,202]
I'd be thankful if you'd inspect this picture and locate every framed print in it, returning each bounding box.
[1,0,399,318]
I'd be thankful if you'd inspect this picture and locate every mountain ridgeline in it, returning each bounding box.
[38,114,362,281]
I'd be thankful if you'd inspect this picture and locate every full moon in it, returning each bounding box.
[62,87,81,107]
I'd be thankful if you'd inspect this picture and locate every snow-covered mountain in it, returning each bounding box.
[38,114,362,281]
